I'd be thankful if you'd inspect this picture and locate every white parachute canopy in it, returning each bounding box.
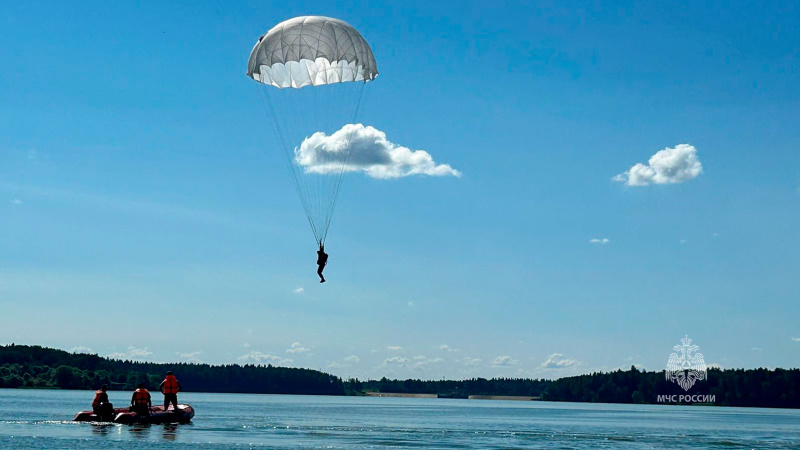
[248,16,378,89]
[248,16,378,245]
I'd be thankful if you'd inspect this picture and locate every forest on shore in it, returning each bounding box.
[0,344,344,395]
[2,345,798,408]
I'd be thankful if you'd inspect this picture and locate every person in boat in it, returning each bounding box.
[130,383,152,416]
[92,384,114,420]
[158,371,182,412]
[317,243,328,283]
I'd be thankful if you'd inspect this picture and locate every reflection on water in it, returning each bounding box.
[129,423,150,439]
[162,423,178,441]
[90,422,114,437]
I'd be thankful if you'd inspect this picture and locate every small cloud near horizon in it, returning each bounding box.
[107,346,153,361]
[239,351,292,366]
[383,356,409,367]
[492,355,518,367]
[412,356,444,370]
[540,353,580,369]
[293,287,304,294]
[589,238,609,245]
[286,342,310,354]
[177,351,203,363]
[328,354,362,370]
[387,346,403,351]
[613,144,702,186]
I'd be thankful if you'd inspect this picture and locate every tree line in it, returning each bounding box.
[344,366,800,407]
[344,377,549,398]
[3,345,799,408]
[0,344,343,395]
[540,365,800,408]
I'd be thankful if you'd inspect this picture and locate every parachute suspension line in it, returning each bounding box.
[256,80,369,245]
[257,86,321,242]
[319,82,366,244]
[313,80,362,245]
[248,16,379,246]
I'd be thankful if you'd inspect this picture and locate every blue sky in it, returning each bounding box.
[1,0,798,380]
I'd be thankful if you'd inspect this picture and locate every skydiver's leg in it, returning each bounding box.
[317,265,325,283]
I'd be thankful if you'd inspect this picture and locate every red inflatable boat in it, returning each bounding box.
[73,404,195,424]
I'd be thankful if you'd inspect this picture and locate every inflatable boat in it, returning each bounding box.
[73,404,195,424]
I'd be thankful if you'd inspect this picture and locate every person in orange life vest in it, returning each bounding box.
[130,382,152,416]
[91,384,113,419]
[158,371,183,412]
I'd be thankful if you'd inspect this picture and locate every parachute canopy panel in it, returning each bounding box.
[248,16,379,89]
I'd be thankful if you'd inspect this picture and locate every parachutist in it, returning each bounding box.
[317,244,328,283]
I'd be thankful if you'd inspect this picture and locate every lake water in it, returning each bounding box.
[0,389,797,449]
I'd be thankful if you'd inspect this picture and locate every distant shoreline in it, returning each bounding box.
[3,344,800,409]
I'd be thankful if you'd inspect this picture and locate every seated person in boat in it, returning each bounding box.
[130,383,152,416]
[92,384,114,420]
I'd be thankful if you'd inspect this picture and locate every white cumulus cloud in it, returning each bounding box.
[589,238,609,245]
[128,347,153,358]
[463,357,482,366]
[296,124,460,179]
[239,351,292,366]
[387,345,403,351]
[177,351,203,363]
[107,346,153,361]
[293,287,304,294]
[286,342,311,354]
[540,353,579,369]
[383,356,409,367]
[344,355,361,363]
[439,344,458,352]
[613,144,702,186]
[492,355,518,367]
[412,356,444,370]
[791,338,800,342]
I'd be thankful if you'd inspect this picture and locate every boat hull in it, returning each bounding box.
[73,404,195,424]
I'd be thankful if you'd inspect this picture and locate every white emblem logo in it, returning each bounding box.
[665,335,707,391]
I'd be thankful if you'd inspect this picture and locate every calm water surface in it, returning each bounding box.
[0,389,797,449]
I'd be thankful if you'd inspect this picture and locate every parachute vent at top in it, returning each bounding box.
[248,16,379,89]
